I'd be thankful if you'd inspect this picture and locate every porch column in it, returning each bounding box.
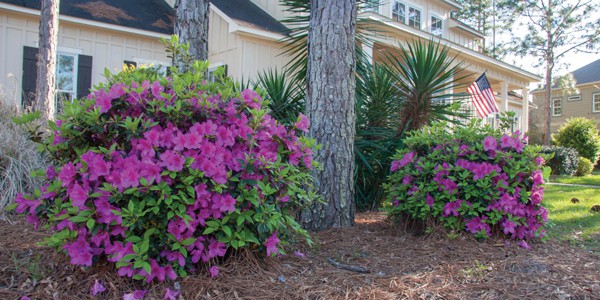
[362,42,373,65]
[499,81,509,112]
[522,87,530,133]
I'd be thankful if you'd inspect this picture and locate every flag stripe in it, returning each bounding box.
[467,73,498,118]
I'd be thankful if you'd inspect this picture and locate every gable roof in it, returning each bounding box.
[211,0,289,35]
[572,58,600,85]
[1,0,174,34]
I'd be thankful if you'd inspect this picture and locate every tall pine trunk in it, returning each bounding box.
[301,0,357,231]
[174,0,209,71]
[35,0,59,118]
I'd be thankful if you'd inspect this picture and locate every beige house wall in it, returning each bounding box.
[530,82,600,141]
[0,8,169,107]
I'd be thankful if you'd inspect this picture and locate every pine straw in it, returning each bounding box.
[1,212,599,299]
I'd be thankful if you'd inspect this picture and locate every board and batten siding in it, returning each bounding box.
[208,8,290,81]
[0,9,169,107]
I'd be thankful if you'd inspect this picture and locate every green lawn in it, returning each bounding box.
[544,185,600,253]
[550,171,600,186]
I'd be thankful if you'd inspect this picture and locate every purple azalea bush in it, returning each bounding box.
[384,120,548,242]
[13,62,317,282]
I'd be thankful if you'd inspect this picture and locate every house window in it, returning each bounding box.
[408,6,421,29]
[431,15,443,36]
[593,93,600,113]
[567,95,581,101]
[131,57,170,76]
[207,63,228,83]
[392,1,406,24]
[552,98,562,116]
[56,53,78,112]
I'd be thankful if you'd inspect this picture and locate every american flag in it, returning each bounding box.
[467,73,498,118]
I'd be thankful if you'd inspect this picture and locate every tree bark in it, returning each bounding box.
[543,0,553,146]
[174,0,209,72]
[35,0,60,118]
[301,0,357,231]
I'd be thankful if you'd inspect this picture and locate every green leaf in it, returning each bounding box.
[85,218,95,230]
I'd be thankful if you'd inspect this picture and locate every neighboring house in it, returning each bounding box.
[1,0,542,133]
[530,58,600,143]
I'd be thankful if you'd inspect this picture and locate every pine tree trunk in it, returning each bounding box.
[174,0,209,71]
[35,0,59,118]
[543,1,553,146]
[300,0,357,231]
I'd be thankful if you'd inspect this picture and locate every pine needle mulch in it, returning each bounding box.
[1,212,598,300]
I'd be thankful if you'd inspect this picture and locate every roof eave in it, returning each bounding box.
[0,2,169,37]
[366,15,543,82]
[210,4,286,41]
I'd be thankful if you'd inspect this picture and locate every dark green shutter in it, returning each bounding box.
[22,46,38,107]
[77,54,93,99]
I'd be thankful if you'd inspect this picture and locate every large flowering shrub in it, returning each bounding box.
[13,62,317,282]
[539,146,579,175]
[383,120,548,243]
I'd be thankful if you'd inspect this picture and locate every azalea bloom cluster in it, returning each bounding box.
[384,124,547,244]
[14,65,316,283]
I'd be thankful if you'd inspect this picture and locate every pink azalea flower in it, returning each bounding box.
[59,162,77,187]
[63,237,93,266]
[95,89,113,113]
[123,290,146,300]
[499,134,514,149]
[90,279,106,296]
[483,136,497,151]
[295,113,310,133]
[209,266,219,277]
[14,194,40,214]
[426,193,435,208]
[278,195,290,203]
[160,150,185,172]
[164,288,180,300]
[265,232,280,256]
[517,240,531,250]
[534,156,545,166]
[442,200,462,217]
[208,240,227,258]
[68,182,88,209]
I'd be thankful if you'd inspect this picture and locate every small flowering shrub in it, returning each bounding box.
[539,146,579,175]
[552,117,600,165]
[383,120,548,243]
[13,60,317,282]
[576,157,593,176]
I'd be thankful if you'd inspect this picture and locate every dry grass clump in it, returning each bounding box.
[0,102,48,215]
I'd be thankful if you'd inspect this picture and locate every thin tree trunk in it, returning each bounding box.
[174,0,209,72]
[543,0,553,146]
[36,0,60,118]
[300,0,357,231]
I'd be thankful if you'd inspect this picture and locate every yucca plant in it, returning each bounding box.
[383,40,471,133]
[252,69,305,125]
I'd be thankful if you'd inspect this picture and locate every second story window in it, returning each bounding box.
[431,15,443,36]
[392,2,406,24]
[593,93,600,113]
[552,98,562,116]
[408,6,421,29]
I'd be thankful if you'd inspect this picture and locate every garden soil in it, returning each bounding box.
[1,212,598,299]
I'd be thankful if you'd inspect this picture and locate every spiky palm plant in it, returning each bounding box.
[252,69,305,125]
[383,40,471,133]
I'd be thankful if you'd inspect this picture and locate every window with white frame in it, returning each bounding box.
[431,15,443,36]
[392,1,406,24]
[567,95,581,101]
[552,98,562,116]
[56,53,78,112]
[408,6,421,29]
[132,57,170,76]
[593,93,600,112]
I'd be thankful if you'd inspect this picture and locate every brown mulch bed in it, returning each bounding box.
[1,212,599,300]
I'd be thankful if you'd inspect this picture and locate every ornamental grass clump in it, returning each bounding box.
[12,59,317,283]
[383,118,548,245]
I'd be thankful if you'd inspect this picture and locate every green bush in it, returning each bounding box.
[576,157,593,176]
[552,117,600,165]
[539,146,579,176]
[384,120,548,244]
[13,50,317,282]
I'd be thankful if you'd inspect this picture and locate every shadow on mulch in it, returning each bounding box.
[1,212,599,299]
